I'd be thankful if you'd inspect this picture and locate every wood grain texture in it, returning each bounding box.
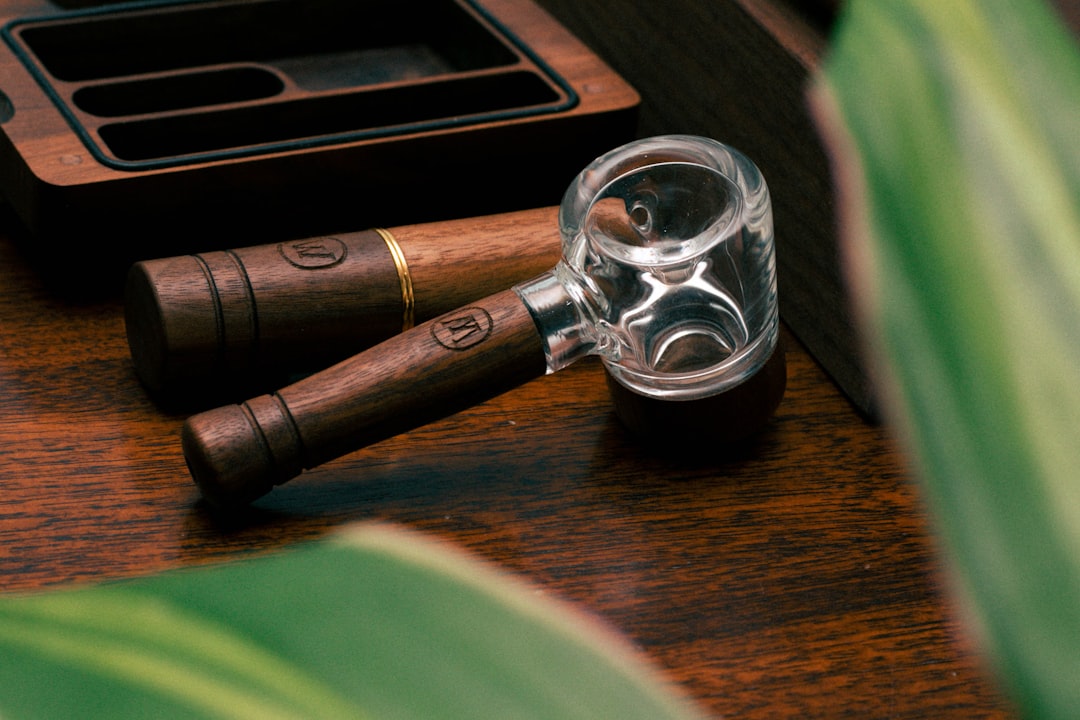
[0,202,1015,718]
[183,288,549,508]
[124,206,560,404]
[0,0,638,274]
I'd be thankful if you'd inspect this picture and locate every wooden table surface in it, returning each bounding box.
[0,202,1016,718]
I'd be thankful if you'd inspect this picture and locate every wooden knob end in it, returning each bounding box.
[182,289,548,509]
[124,253,256,396]
[182,396,305,508]
[124,258,190,395]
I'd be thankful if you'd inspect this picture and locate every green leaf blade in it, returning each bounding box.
[0,524,704,720]
[815,1,1080,716]
[0,588,370,720]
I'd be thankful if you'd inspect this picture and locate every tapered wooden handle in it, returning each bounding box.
[125,206,559,400]
[182,289,548,509]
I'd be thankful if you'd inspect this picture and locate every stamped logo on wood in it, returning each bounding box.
[279,237,347,268]
[431,308,493,350]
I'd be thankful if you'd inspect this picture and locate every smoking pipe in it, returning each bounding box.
[183,135,786,509]
[124,207,560,403]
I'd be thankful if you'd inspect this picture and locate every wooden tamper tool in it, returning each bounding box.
[184,136,787,508]
[125,207,560,402]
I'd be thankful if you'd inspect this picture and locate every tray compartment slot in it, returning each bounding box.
[16,0,518,84]
[73,66,285,117]
[97,69,562,162]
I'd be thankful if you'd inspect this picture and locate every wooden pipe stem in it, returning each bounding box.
[183,288,548,509]
[125,206,560,401]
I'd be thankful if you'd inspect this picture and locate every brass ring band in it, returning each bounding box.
[374,228,415,331]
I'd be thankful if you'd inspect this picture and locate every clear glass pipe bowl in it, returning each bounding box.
[518,135,778,403]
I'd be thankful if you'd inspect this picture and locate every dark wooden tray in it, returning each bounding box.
[0,0,638,272]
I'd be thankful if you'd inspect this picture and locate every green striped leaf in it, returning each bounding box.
[0,524,703,720]
[813,1,1080,716]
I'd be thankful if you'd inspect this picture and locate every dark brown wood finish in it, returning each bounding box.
[184,288,549,508]
[124,206,560,403]
[0,198,1015,716]
[0,0,638,273]
[606,340,787,449]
